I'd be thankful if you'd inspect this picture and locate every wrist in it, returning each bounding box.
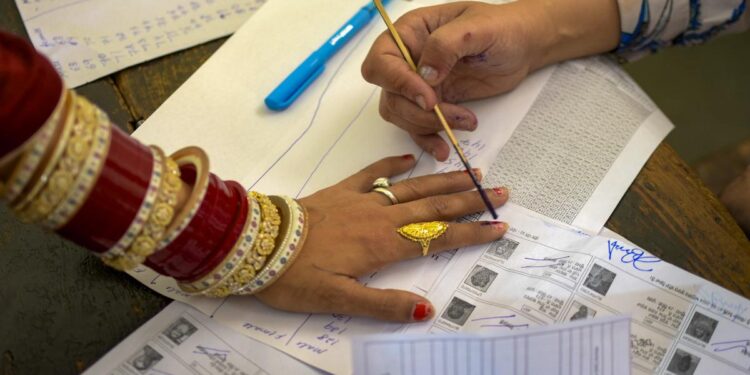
[520,0,621,70]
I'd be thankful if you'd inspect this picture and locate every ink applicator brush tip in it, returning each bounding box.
[371,0,498,219]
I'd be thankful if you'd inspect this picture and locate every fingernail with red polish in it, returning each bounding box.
[402,154,414,160]
[412,302,432,321]
[481,221,508,232]
[492,187,508,197]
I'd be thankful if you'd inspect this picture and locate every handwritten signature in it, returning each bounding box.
[471,314,529,330]
[193,345,230,361]
[607,240,661,272]
[521,256,570,269]
[711,339,750,355]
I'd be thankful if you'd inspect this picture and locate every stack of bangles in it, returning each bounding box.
[0,83,308,297]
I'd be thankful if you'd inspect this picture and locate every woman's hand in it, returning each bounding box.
[256,155,509,323]
[361,0,620,160]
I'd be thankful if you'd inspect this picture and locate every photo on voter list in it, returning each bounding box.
[162,317,198,345]
[127,345,163,373]
[464,265,498,292]
[583,264,617,296]
[666,349,701,375]
[441,297,477,326]
[488,237,520,260]
[684,311,718,343]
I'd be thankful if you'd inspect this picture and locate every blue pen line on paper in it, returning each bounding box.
[295,88,378,198]
[248,22,374,191]
[22,0,95,22]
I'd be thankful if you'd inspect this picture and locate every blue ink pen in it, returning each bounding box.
[265,0,390,111]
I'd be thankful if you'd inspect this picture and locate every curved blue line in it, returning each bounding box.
[22,0,94,22]
[249,23,374,190]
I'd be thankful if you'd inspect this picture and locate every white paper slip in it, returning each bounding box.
[353,316,631,375]
[84,301,323,375]
[14,0,266,88]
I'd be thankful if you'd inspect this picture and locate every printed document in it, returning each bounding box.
[353,316,631,375]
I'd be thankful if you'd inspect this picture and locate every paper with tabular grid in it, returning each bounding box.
[353,316,631,375]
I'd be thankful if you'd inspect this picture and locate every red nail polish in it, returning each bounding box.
[413,302,431,321]
[492,187,506,197]
[402,154,414,160]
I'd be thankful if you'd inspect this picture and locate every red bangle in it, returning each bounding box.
[181,180,249,282]
[144,151,240,279]
[57,126,153,253]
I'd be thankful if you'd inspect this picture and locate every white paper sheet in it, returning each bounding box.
[405,207,750,375]
[84,301,322,375]
[352,315,631,375]
[14,0,266,88]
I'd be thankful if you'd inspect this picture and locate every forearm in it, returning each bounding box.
[521,0,621,70]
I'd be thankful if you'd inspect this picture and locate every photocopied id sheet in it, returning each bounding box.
[353,315,631,375]
[407,207,750,375]
[84,301,322,375]
[14,0,266,87]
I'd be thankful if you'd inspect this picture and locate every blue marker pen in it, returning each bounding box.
[265,0,390,111]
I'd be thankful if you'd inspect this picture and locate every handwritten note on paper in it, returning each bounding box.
[14,0,266,88]
[353,316,631,375]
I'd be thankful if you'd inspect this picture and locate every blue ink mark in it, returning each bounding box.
[471,314,516,322]
[607,240,661,272]
[711,339,750,354]
[521,256,570,269]
[471,315,528,330]
[193,345,230,361]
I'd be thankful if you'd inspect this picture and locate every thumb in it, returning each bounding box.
[417,18,493,86]
[337,277,434,323]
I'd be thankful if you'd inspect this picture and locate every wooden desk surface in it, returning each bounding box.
[1,2,748,374]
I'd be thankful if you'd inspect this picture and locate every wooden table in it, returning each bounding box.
[1,2,749,374]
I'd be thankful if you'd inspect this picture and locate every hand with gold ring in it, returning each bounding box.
[256,155,509,323]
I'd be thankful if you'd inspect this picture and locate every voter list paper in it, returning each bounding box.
[353,315,631,375]
[84,301,322,375]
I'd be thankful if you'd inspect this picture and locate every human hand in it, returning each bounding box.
[256,155,509,323]
[361,0,619,160]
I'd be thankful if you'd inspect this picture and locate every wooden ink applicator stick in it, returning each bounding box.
[372,0,498,219]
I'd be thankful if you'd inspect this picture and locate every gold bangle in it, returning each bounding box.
[11,91,77,211]
[156,147,211,250]
[234,196,308,296]
[15,94,99,223]
[44,106,112,229]
[103,147,181,271]
[2,89,68,202]
[101,147,163,260]
[202,191,281,297]
[179,194,262,295]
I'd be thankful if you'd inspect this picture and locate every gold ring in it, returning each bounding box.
[372,177,392,189]
[373,187,399,205]
[397,221,449,256]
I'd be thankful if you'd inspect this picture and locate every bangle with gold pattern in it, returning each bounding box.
[178,194,261,294]
[11,91,77,212]
[3,90,68,202]
[236,196,307,295]
[101,147,163,261]
[103,147,181,270]
[16,94,100,223]
[201,191,281,297]
[43,107,112,229]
